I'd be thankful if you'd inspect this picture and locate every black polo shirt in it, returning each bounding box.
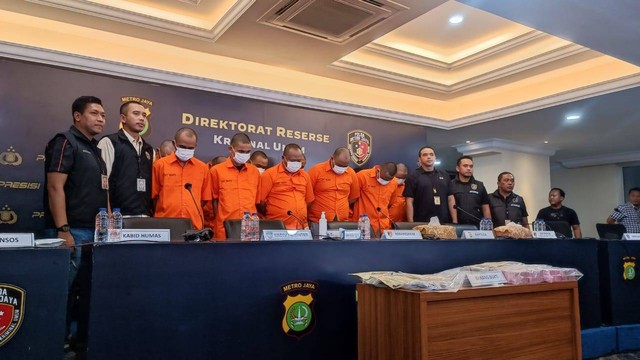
[536,206,580,225]
[403,167,452,223]
[44,126,109,228]
[450,176,489,226]
[488,190,528,226]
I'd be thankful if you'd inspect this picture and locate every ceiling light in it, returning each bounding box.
[465,140,471,144]
[544,141,549,144]
[449,15,464,24]
[435,161,441,165]
[565,114,581,121]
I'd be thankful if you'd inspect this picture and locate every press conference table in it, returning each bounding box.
[86,239,604,360]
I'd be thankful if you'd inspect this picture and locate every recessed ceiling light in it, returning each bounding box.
[565,114,581,121]
[434,161,441,165]
[448,15,464,24]
[465,140,471,144]
[544,141,549,144]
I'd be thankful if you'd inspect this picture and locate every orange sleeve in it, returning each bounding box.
[349,170,360,200]
[387,182,398,208]
[304,172,315,203]
[201,165,213,201]
[210,167,220,200]
[151,160,161,199]
[258,170,274,203]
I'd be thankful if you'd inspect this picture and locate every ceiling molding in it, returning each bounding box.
[453,138,557,157]
[366,30,546,70]
[0,41,448,129]
[24,0,256,41]
[2,41,638,133]
[560,151,640,168]
[447,73,640,128]
[333,44,589,93]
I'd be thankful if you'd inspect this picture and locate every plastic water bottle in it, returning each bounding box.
[534,219,546,232]
[359,214,371,240]
[109,208,123,242]
[240,211,252,242]
[485,218,493,231]
[318,211,328,237]
[94,208,109,242]
[251,212,260,241]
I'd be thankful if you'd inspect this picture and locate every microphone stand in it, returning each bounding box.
[183,183,212,241]
[286,210,307,230]
[376,207,396,237]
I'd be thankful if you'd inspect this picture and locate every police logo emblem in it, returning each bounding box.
[348,130,372,166]
[471,183,478,190]
[0,206,18,225]
[623,256,636,281]
[281,281,317,339]
[0,147,23,166]
[512,197,518,203]
[0,284,25,347]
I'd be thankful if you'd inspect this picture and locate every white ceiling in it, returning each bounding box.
[2,0,639,167]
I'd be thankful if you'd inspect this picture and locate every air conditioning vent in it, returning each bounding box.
[260,0,408,44]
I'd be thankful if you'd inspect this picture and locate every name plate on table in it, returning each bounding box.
[533,231,557,239]
[467,271,507,287]
[0,233,34,247]
[381,230,422,240]
[262,230,313,241]
[117,229,170,242]
[623,233,640,240]
[461,230,495,239]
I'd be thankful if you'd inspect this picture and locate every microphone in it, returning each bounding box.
[376,207,396,234]
[453,204,483,224]
[287,210,307,230]
[183,183,212,241]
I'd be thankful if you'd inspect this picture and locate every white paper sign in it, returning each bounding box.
[461,230,495,239]
[381,230,422,240]
[623,233,640,241]
[341,229,362,240]
[467,271,507,287]
[262,230,313,241]
[533,231,557,239]
[0,233,34,248]
[117,229,170,242]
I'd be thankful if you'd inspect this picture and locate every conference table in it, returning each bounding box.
[86,238,603,360]
[1,238,638,360]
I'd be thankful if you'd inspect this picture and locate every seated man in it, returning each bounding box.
[607,187,640,233]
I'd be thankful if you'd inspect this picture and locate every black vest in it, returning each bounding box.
[106,130,154,216]
[489,191,527,226]
[44,127,108,228]
[451,177,486,226]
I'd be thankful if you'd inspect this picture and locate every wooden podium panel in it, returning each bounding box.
[357,282,582,360]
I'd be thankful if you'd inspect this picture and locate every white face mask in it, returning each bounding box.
[258,167,266,174]
[233,152,250,164]
[175,147,195,162]
[285,161,302,173]
[377,177,390,186]
[397,178,405,185]
[333,165,348,175]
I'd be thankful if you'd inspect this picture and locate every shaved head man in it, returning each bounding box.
[352,162,399,235]
[249,150,269,174]
[308,147,360,223]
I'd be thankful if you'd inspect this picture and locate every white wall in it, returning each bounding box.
[473,152,551,223]
[551,165,624,238]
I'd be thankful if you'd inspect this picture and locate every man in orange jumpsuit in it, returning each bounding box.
[152,127,211,230]
[389,163,408,223]
[308,147,359,223]
[258,143,314,229]
[209,133,261,240]
[352,162,398,236]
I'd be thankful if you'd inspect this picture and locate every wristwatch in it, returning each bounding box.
[56,224,70,232]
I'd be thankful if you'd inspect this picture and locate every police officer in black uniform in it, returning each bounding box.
[488,171,529,227]
[98,101,154,216]
[450,156,490,227]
